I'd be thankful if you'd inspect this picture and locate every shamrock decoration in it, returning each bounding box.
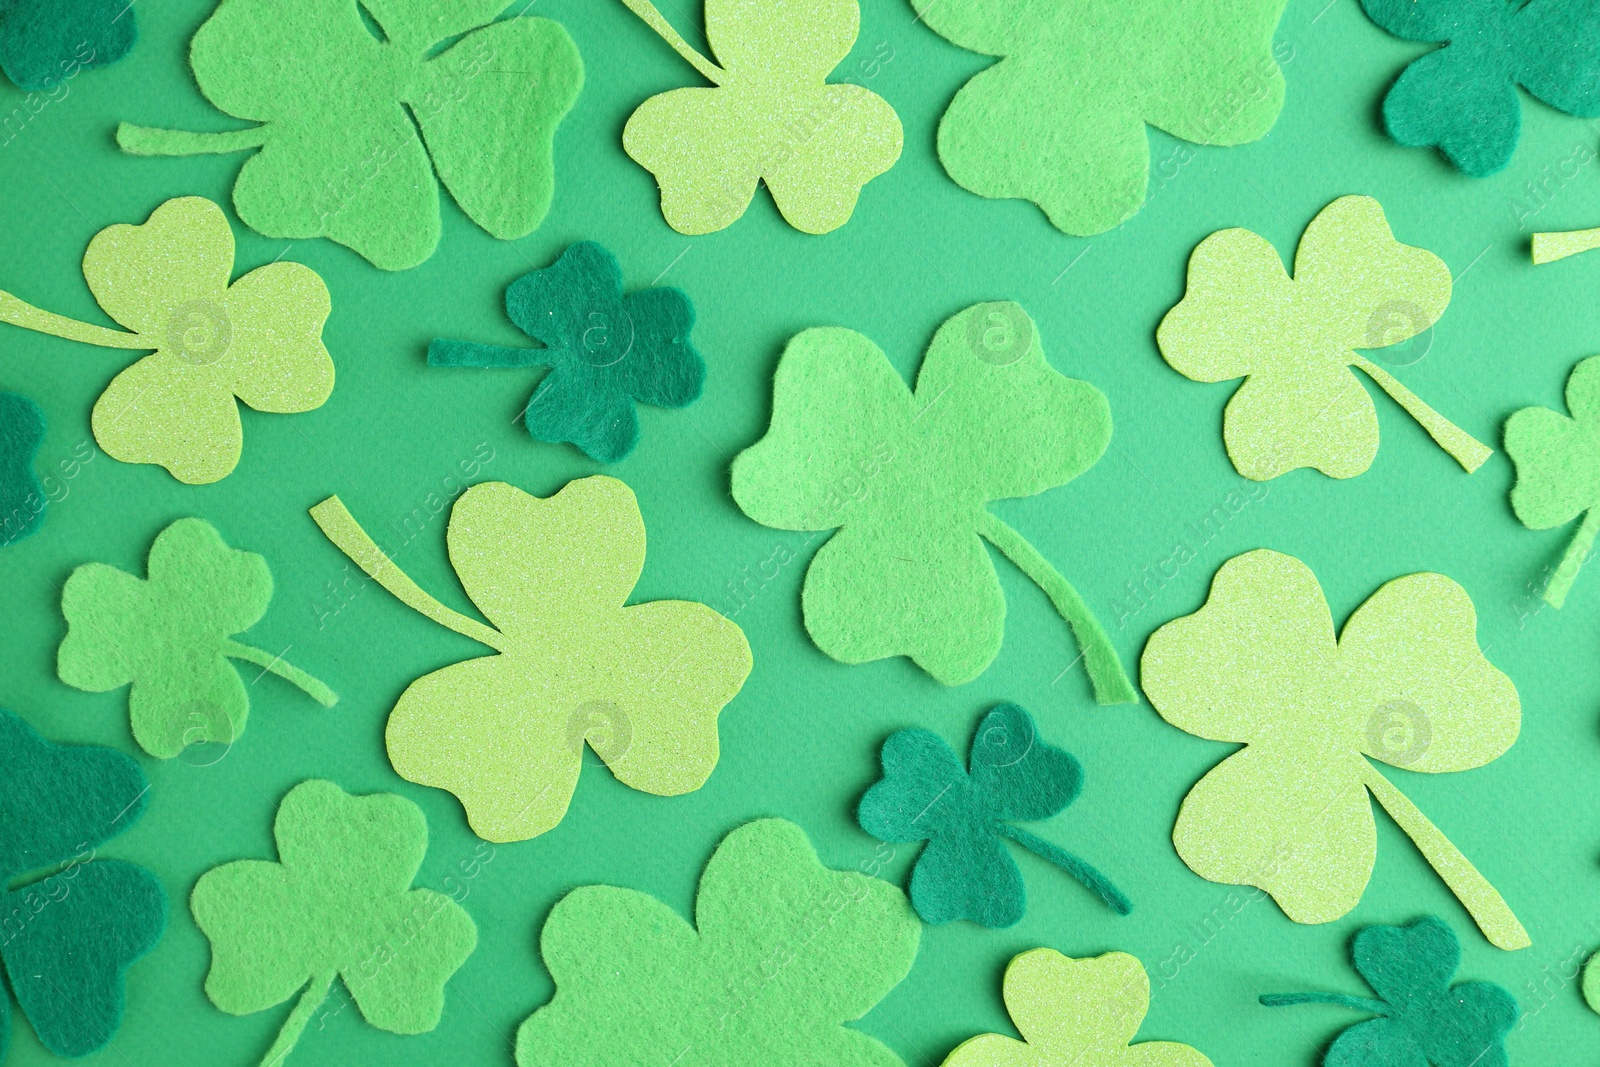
[944,949,1211,1067]
[0,392,44,548]
[0,196,333,484]
[311,476,752,842]
[192,780,477,1066]
[616,0,902,234]
[430,242,704,463]
[117,0,582,270]
[858,702,1130,927]
[58,517,338,758]
[1142,550,1528,950]
[0,707,165,1060]
[731,300,1135,703]
[0,0,133,91]
[1159,195,1491,481]
[517,818,920,1066]
[1261,917,1518,1067]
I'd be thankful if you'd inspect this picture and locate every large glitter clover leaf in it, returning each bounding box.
[117,0,582,270]
[0,196,333,484]
[0,0,133,91]
[731,301,1135,704]
[617,0,902,234]
[1142,549,1528,950]
[1159,195,1491,481]
[312,476,752,843]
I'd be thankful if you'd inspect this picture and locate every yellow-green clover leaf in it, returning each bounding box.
[1141,549,1528,950]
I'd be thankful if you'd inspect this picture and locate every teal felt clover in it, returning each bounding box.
[0,392,44,548]
[0,0,134,91]
[430,242,703,463]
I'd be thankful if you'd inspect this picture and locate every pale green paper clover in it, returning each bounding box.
[1159,195,1491,480]
[1141,549,1528,950]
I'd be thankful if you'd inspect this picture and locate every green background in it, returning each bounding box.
[3,0,1599,1062]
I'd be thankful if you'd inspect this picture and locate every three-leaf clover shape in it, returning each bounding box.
[0,196,334,484]
[943,949,1212,1067]
[192,780,477,1066]
[57,517,338,759]
[0,392,44,548]
[1261,916,1518,1067]
[731,300,1135,703]
[1159,195,1491,480]
[516,818,920,1067]
[0,707,165,1060]
[311,476,752,843]
[0,0,133,91]
[117,0,582,269]
[1141,549,1528,950]
[429,241,704,463]
[617,0,902,234]
[858,702,1130,927]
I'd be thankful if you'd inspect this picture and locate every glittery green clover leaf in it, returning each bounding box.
[0,196,334,484]
[1141,549,1528,950]
[731,301,1135,704]
[57,517,337,759]
[1262,916,1518,1067]
[117,0,582,270]
[516,818,920,1067]
[0,392,45,547]
[429,241,704,463]
[616,0,901,234]
[0,0,133,91]
[192,780,477,1067]
[943,949,1212,1067]
[311,476,752,843]
[1159,195,1491,481]
[859,702,1130,927]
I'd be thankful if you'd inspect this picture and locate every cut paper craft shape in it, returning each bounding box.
[616,0,901,234]
[942,948,1212,1067]
[117,0,582,270]
[731,300,1135,704]
[192,780,477,1067]
[57,517,337,759]
[1261,916,1517,1067]
[1159,195,1491,481]
[0,0,135,91]
[0,392,44,548]
[0,196,333,484]
[429,241,704,463]
[1533,226,1600,265]
[1141,550,1529,950]
[1584,944,1600,1015]
[0,707,165,1060]
[914,0,1287,236]
[516,818,919,1067]
[859,702,1130,927]
[1360,0,1600,177]
[311,476,752,843]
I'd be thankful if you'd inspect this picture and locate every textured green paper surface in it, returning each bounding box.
[0,393,44,547]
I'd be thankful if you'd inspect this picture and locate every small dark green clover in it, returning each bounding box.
[0,0,134,92]
[857,702,1130,927]
[429,242,704,463]
[0,393,45,548]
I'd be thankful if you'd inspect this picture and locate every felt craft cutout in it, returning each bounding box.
[0,196,334,484]
[1359,0,1600,177]
[1532,226,1600,265]
[516,818,920,1067]
[0,0,134,91]
[942,948,1212,1067]
[1159,195,1491,481]
[116,0,582,270]
[429,241,704,463]
[1261,916,1518,1067]
[858,702,1131,927]
[616,0,902,235]
[57,517,338,759]
[192,780,477,1067]
[1141,549,1529,950]
[0,707,165,1060]
[0,392,44,548]
[311,476,752,843]
[731,301,1135,704]
[913,0,1287,236]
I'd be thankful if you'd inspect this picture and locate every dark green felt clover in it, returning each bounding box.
[0,0,135,92]
[1262,916,1518,1067]
[0,706,165,1060]
[858,702,1130,927]
[429,242,703,464]
[0,392,44,548]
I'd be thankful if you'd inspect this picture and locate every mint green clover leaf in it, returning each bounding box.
[117,0,582,270]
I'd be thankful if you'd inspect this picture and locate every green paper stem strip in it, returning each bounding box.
[1544,506,1600,609]
[1533,227,1600,265]
[1349,356,1491,473]
[220,640,338,707]
[617,0,723,84]
[0,291,153,349]
[1258,992,1389,1014]
[260,973,335,1067]
[115,125,270,157]
[997,825,1132,916]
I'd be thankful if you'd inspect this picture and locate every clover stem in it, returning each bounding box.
[1533,227,1600,265]
[974,511,1137,705]
[428,338,547,368]
[116,122,269,157]
[0,291,148,350]
[1362,766,1530,951]
[1542,506,1600,609]
[1258,992,1389,1015]
[259,972,335,1067]
[616,0,726,85]
[999,824,1132,915]
[222,640,339,707]
[1349,355,1492,473]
